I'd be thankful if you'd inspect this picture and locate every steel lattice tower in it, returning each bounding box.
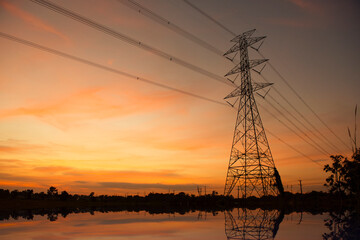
[223,29,283,197]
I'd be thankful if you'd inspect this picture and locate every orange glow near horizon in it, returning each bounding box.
[0,0,358,195]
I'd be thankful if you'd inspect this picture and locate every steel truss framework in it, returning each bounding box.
[225,208,284,240]
[224,29,283,197]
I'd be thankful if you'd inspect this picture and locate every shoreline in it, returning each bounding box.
[2,191,359,215]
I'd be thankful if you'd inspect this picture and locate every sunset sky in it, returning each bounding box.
[0,0,359,195]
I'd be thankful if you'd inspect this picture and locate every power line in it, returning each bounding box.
[0,32,227,107]
[258,102,330,156]
[259,98,331,156]
[32,0,334,157]
[264,128,323,167]
[183,0,350,151]
[118,0,339,154]
[267,92,340,152]
[182,0,236,37]
[30,0,234,87]
[257,50,351,151]
[258,74,342,153]
[117,0,224,57]
[0,32,322,167]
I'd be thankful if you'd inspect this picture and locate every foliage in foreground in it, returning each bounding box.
[324,150,360,196]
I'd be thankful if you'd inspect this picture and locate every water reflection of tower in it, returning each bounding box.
[225,208,284,240]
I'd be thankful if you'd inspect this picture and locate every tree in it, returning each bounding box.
[60,191,69,201]
[324,152,360,196]
[23,189,33,199]
[10,190,19,199]
[343,151,360,196]
[324,155,347,195]
[47,186,58,196]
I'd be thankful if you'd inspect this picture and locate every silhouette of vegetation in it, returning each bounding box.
[324,151,360,198]
[0,186,235,214]
[47,186,58,196]
[0,187,237,221]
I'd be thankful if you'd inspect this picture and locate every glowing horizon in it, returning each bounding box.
[0,0,358,195]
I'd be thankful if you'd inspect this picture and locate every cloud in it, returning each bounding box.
[98,182,198,191]
[0,86,182,130]
[0,0,70,42]
[0,140,47,154]
[56,168,182,179]
[0,145,18,153]
[33,166,73,173]
[0,162,201,193]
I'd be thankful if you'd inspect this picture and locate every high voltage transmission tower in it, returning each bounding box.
[224,30,283,197]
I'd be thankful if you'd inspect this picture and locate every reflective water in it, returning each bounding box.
[0,208,358,239]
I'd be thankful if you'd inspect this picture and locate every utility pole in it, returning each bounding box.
[299,180,303,194]
[197,186,202,196]
[223,29,283,197]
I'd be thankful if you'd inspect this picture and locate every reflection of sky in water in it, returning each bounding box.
[0,210,328,240]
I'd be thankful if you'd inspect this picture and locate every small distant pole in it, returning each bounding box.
[237,186,240,199]
[197,186,202,196]
[299,180,303,194]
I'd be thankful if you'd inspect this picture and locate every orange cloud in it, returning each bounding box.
[0,86,182,130]
[0,141,47,154]
[132,135,223,152]
[0,157,216,194]
[0,0,69,42]
[33,166,73,173]
[0,145,18,153]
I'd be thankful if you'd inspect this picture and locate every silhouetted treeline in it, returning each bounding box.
[1,186,359,213]
[0,187,236,213]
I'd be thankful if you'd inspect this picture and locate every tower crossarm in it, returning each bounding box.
[224,36,266,56]
[252,82,273,93]
[225,59,268,76]
[223,43,240,56]
[230,29,256,42]
[246,36,266,47]
[224,82,273,99]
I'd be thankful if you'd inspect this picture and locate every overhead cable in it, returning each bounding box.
[0,32,227,107]
[117,0,224,57]
[183,0,350,151]
[30,0,234,87]
[0,32,322,167]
